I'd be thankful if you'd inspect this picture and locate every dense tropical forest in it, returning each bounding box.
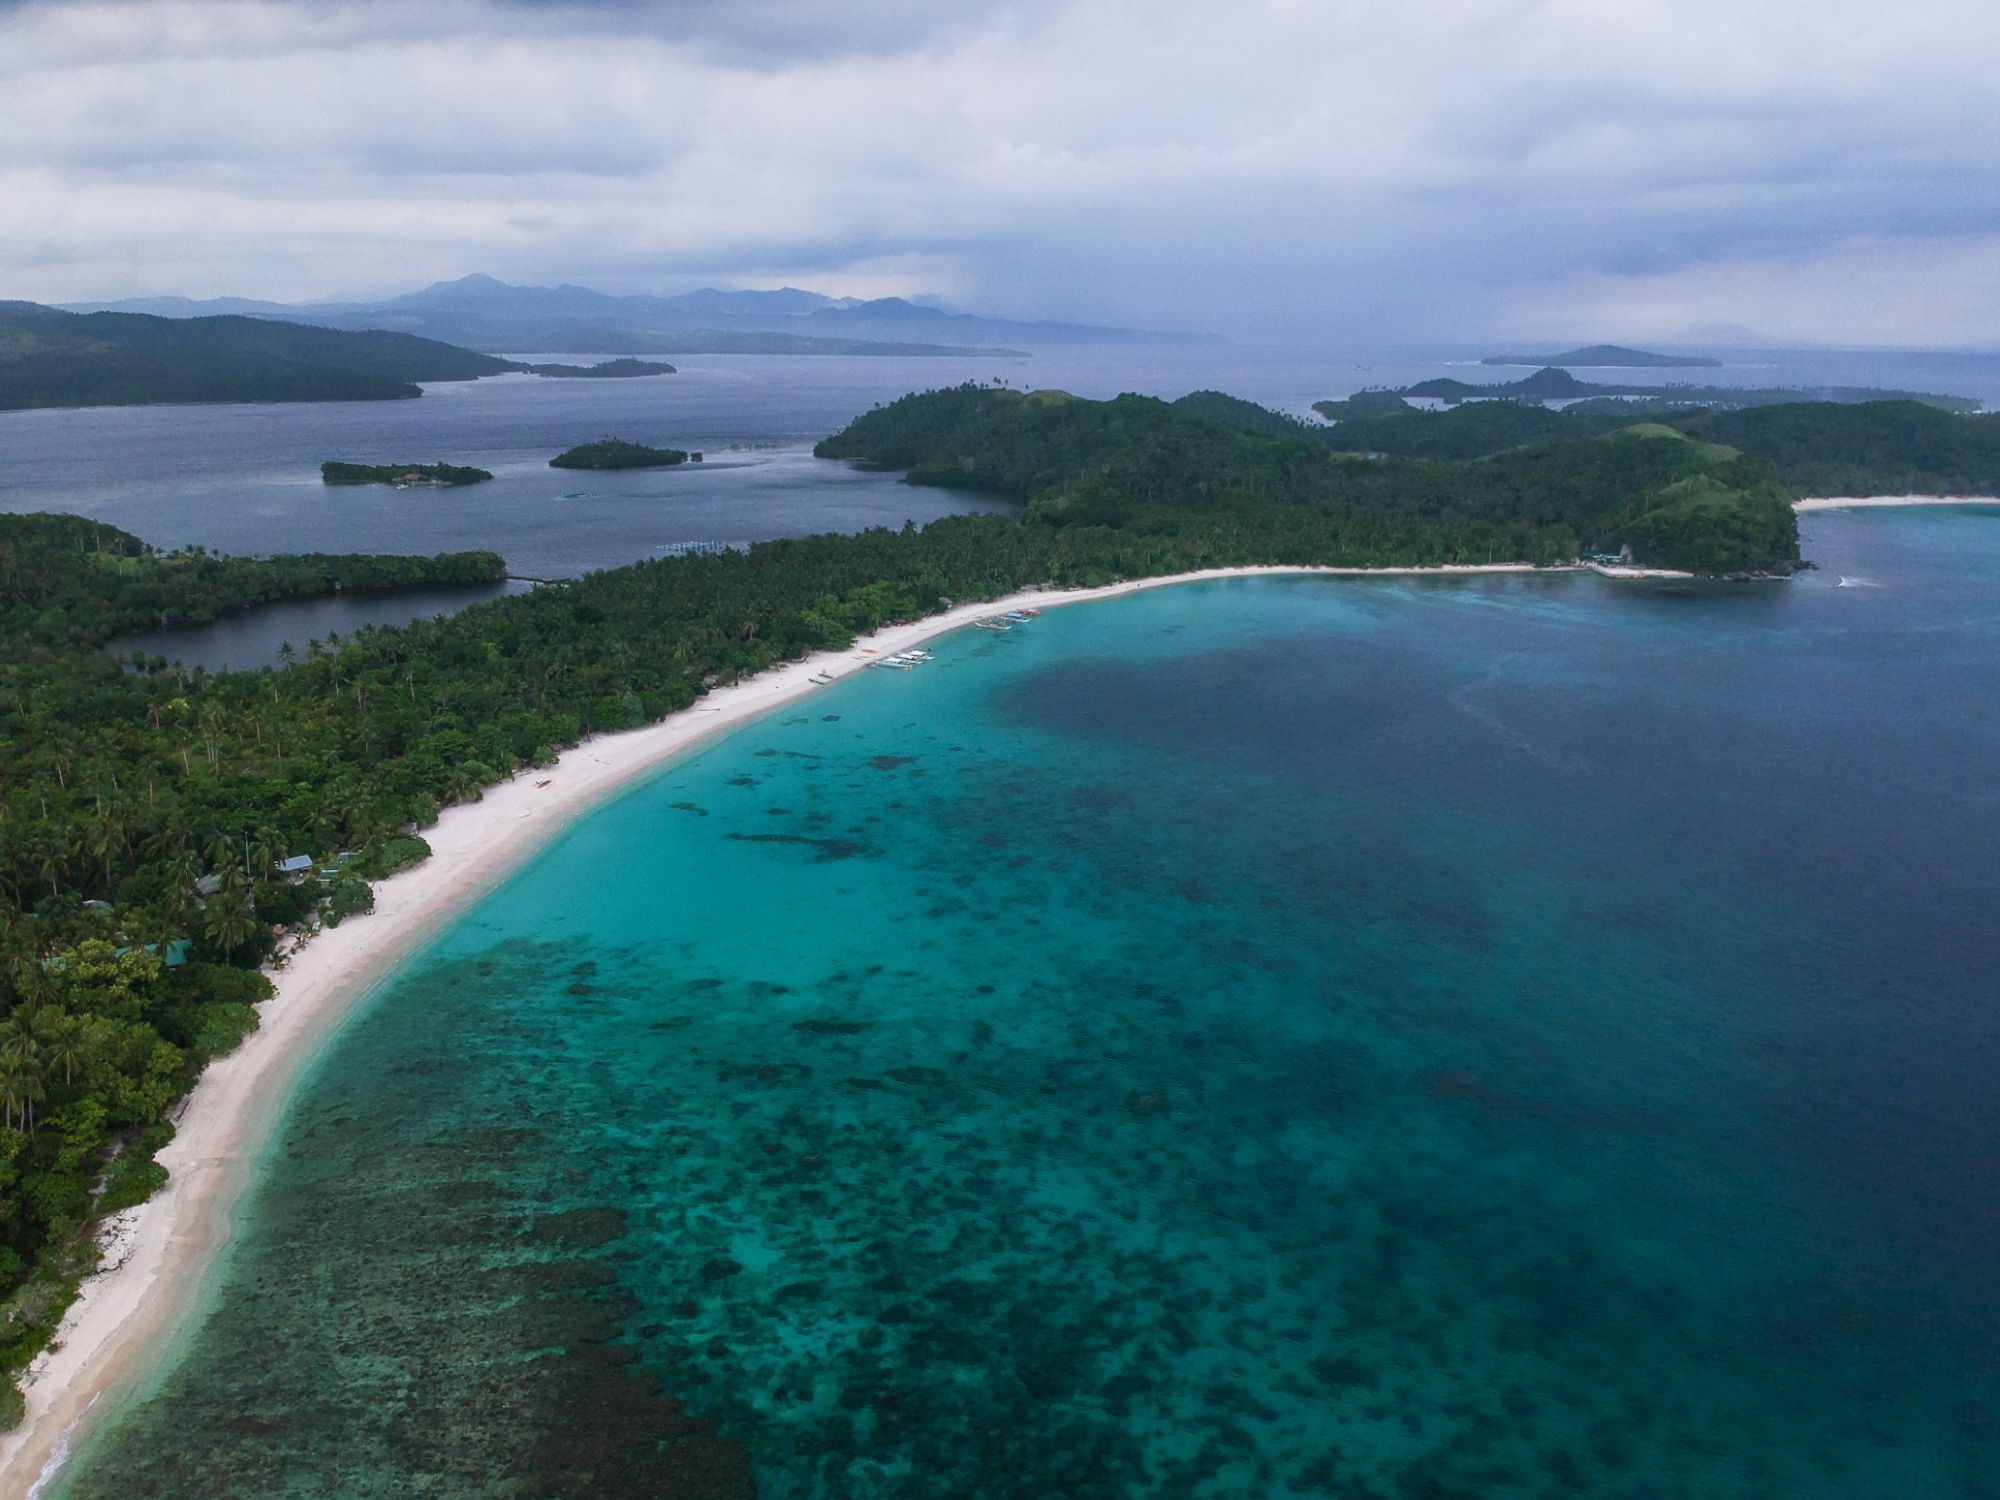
[550,438,692,469]
[4,375,1952,1419]
[0,303,670,411]
[321,461,494,487]
[820,384,1798,574]
[0,517,518,1415]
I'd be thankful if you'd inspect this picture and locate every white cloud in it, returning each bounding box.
[1497,235,2000,348]
[1,0,1997,343]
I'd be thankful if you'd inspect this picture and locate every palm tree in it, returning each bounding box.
[203,889,257,955]
[164,849,203,899]
[34,838,67,896]
[15,1063,42,1134]
[142,818,193,863]
[0,1040,43,1133]
[0,1066,24,1133]
[34,1010,83,1087]
[85,816,125,889]
[203,828,239,872]
[246,833,282,879]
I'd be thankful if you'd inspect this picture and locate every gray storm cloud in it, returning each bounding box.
[2,0,1998,344]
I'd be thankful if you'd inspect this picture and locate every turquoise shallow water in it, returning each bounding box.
[58,510,2000,1498]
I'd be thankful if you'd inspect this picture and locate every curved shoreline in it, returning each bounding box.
[0,561,1544,1496]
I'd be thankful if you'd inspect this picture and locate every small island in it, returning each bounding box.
[550,438,693,470]
[1325,367,1982,414]
[513,358,676,379]
[1481,344,1724,369]
[321,460,494,486]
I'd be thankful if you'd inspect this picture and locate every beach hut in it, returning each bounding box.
[275,854,314,879]
[111,939,190,969]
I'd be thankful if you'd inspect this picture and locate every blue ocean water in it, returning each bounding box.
[54,508,2000,1498]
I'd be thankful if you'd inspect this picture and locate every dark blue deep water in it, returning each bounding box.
[52,505,2000,1498]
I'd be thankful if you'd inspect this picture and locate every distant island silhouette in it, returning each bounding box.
[1481,344,1723,369]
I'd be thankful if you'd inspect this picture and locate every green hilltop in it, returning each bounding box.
[549,438,692,470]
[1299,393,2000,494]
[0,303,674,411]
[816,383,1797,574]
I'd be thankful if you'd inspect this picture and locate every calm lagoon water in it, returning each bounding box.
[102,580,537,674]
[53,506,2000,1498]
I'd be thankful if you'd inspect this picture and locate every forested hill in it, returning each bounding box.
[0,303,665,411]
[1305,397,2000,495]
[815,384,1798,575]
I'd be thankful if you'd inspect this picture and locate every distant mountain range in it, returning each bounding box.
[60,274,1212,356]
[0,301,672,411]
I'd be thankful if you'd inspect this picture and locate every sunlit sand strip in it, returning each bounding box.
[0,560,1548,1494]
[1795,494,2000,511]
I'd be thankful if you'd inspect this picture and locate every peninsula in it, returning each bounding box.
[0,303,676,412]
[550,438,692,470]
[1301,393,2000,496]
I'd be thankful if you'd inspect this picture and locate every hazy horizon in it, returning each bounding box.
[50,271,2000,358]
[4,1,2000,348]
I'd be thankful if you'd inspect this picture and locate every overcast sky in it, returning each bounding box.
[3,0,1998,345]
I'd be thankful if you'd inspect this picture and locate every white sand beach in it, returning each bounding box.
[1795,494,2000,512]
[1586,563,1696,580]
[0,561,1545,1495]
